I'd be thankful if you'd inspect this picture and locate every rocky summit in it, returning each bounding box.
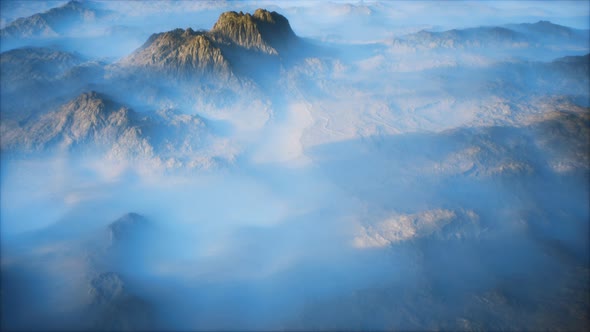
[210,9,298,54]
[119,9,299,80]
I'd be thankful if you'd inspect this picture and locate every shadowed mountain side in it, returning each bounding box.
[294,234,588,331]
[0,212,157,331]
[400,26,528,49]
[506,20,589,41]
[307,109,589,248]
[297,111,589,330]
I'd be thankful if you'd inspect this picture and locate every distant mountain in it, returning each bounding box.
[505,20,587,41]
[119,28,233,80]
[0,0,105,38]
[398,26,528,49]
[0,47,84,87]
[392,21,589,50]
[1,92,204,157]
[117,9,300,81]
[426,54,590,101]
[549,53,590,78]
[0,212,157,330]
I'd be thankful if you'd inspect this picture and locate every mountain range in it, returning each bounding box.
[1,9,588,169]
[392,20,589,50]
[1,4,589,331]
[0,1,106,38]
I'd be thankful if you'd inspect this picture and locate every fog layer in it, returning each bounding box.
[1,1,589,330]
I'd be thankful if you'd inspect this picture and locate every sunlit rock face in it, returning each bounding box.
[0,1,589,331]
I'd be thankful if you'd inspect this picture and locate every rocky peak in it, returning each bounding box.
[117,9,299,82]
[119,28,232,79]
[68,91,108,112]
[8,91,135,151]
[211,9,297,54]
